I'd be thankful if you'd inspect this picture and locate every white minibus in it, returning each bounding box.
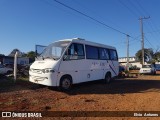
[29,38,119,90]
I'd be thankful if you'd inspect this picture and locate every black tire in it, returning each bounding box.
[60,76,72,91]
[104,73,111,83]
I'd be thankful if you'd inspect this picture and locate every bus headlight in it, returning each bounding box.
[42,69,55,73]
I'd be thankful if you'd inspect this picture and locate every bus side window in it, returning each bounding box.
[86,45,98,59]
[64,43,85,60]
[76,44,85,59]
[99,48,109,60]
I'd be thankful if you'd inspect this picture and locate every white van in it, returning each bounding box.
[29,38,119,90]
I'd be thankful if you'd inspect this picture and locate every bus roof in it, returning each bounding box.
[55,38,116,50]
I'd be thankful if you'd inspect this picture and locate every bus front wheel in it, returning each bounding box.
[60,76,72,91]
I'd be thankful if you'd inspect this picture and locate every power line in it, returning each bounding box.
[135,0,150,17]
[118,0,138,18]
[134,0,160,43]
[144,36,155,50]
[42,0,89,22]
[118,0,158,61]
[127,0,150,25]
[128,0,144,17]
[53,0,128,36]
[73,0,122,30]
[119,0,159,46]
[145,30,160,34]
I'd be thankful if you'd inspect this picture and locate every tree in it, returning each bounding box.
[135,48,160,64]
[21,51,36,63]
[22,51,36,62]
[135,48,154,63]
[8,49,23,57]
[153,52,160,62]
[26,51,36,59]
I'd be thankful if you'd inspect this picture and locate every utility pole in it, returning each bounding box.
[126,34,130,71]
[139,16,150,65]
[14,52,18,82]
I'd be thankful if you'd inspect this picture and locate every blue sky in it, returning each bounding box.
[0,0,160,57]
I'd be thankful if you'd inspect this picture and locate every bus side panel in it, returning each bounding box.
[108,60,119,77]
[58,59,108,85]
[58,59,88,84]
[86,59,105,81]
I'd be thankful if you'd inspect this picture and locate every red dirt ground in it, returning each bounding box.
[0,73,160,120]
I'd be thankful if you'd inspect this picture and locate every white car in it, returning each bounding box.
[0,64,13,75]
[139,64,156,75]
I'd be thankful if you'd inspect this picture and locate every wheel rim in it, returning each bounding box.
[62,78,71,89]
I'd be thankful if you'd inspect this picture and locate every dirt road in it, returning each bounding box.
[0,74,160,120]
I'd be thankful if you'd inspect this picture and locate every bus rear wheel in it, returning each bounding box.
[60,76,72,91]
[104,73,111,83]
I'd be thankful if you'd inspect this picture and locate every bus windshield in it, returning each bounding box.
[38,41,71,60]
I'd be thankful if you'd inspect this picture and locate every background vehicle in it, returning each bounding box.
[155,64,160,71]
[139,64,156,75]
[118,66,125,77]
[0,64,13,75]
[29,38,119,90]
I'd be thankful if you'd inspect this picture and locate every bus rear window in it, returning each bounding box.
[109,49,118,60]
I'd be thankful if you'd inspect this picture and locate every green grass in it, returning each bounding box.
[0,76,29,89]
[0,77,15,88]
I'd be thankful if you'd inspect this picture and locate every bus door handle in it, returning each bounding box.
[90,70,93,71]
[75,71,78,72]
